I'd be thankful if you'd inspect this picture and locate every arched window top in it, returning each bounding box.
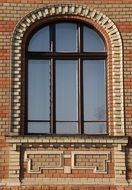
[83,26,105,52]
[28,26,50,52]
[28,22,105,53]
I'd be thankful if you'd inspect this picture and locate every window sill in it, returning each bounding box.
[6,134,128,146]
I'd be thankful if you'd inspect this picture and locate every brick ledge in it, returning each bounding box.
[22,178,115,185]
[6,135,128,145]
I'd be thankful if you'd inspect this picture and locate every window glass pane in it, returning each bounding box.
[56,122,77,134]
[28,122,49,134]
[56,23,77,52]
[28,26,49,52]
[28,60,49,120]
[83,26,105,52]
[84,122,106,134]
[56,60,77,121]
[83,60,106,121]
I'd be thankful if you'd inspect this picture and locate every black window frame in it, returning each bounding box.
[25,21,107,135]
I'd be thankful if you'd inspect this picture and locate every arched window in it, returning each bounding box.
[25,21,107,135]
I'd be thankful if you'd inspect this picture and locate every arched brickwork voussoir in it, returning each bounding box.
[11,4,124,136]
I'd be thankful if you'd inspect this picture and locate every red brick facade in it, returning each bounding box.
[0,0,132,189]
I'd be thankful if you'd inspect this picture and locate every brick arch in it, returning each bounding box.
[11,4,124,136]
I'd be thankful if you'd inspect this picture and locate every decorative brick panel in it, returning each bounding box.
[72,151,110,173]
[24,151,63,173]
[6,136,128,186]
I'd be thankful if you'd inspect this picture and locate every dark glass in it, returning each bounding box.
[83,60,106,121]
[28,60,49,120]
[28,122,49,134]
[84,122,106,134]
[56,23,77,52]
[28,26,49,52]
[83,26,105,52]
[56,122,77,134]
[56,60,77,121]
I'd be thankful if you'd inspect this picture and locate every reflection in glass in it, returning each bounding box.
[84,122,106,134]
[56,23,77,52]
[56,60,77,121]
[28,122,49,134]
[28,26,49,52]
[83,26,105,52]
[83,60,106,121]
[28,60,49,120]
[56,122,77,134]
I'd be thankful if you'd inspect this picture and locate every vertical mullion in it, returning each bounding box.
[50,23,56,134]
[78,23,84,134]
[50,59,56,133]
[78,59,84,134]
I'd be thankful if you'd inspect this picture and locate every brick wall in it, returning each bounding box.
[0,0,132,189]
